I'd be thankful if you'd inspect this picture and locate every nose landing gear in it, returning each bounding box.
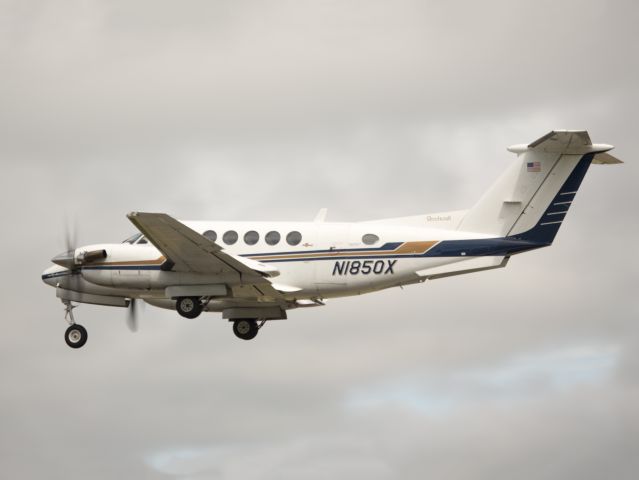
[62,300,88,349]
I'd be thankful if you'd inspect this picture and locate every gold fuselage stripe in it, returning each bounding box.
[249,241,438,262]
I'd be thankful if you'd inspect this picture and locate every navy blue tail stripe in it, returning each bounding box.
[507,153,594,245]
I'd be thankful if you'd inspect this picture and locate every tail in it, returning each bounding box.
[457,130,622,245]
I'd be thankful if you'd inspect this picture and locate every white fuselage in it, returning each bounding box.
[42,215,495,308]
[40,131,621,348]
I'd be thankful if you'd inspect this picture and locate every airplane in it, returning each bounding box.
[42,130,622,348]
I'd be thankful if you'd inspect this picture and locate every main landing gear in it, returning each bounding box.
[173,297,265,340]
[176,296,203,319]
[63,300,88,349]
[232,319,265,340]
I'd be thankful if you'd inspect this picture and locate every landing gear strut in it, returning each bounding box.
[232,319,264,340]
[62,300,87,349]
[176,296,203,319]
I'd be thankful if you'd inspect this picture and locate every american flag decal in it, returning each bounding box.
[527,161,541,172]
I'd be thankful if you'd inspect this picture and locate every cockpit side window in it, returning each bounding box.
[122,233,142,244]
[136,236,148,245]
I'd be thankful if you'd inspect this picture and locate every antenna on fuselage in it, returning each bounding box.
[314,208,328,223]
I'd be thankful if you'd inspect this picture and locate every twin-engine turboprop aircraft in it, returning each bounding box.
[42,131,622,348]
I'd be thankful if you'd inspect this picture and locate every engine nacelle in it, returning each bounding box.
[76,249,107,264]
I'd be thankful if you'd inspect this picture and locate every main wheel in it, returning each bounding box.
[176,296,202,319]
[65,324,88,349]
[232,319,259,340]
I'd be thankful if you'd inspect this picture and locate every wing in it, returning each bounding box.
[127,212,284,298]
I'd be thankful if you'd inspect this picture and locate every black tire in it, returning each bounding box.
[232,319,259,340]
[176,296,202,319]
[65,324,88,349]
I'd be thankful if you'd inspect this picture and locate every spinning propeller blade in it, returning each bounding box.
[53,216,79,270]
[64,215,77,253]
[127,299,139,332]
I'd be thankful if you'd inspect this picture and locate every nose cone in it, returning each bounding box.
[42,264,69,287]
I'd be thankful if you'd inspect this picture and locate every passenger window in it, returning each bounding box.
[362,233,379,245]
[265,231,280,245]
[286,231,302,246]
[244,230,259,245]
[203,230,217,242]
[223,230,238,245]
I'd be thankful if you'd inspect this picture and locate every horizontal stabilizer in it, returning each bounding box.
[592,152,623,164]
[509,130,614,155]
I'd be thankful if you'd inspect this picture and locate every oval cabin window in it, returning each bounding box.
[362,233,379,245]
[265,231,280,245]
[223,230,238,245]
[244,230,259,245]
[203,230,217,242]
[286,231,302,246]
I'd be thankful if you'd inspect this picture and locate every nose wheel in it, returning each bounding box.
[65,324,88,348]
[62,300,88,349]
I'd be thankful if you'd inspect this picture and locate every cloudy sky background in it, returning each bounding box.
[1,0,638,478]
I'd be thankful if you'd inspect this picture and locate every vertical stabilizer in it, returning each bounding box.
[457,131,620,244]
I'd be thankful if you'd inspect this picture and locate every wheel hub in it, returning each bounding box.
[68,330,81,343]
[181,299,194,312]
[237,321,250,334]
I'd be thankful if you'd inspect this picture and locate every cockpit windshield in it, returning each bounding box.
[122,233,142,244]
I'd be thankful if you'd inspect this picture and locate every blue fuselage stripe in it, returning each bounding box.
[54,237,540,273]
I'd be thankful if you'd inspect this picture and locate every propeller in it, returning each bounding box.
[52,217,106,269]
[126,298,140,332]
[53,215,87,303]
[52,217,79,270]
[57,215,136,333]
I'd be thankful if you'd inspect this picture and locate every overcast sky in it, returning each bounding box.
[1,1,638,478]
